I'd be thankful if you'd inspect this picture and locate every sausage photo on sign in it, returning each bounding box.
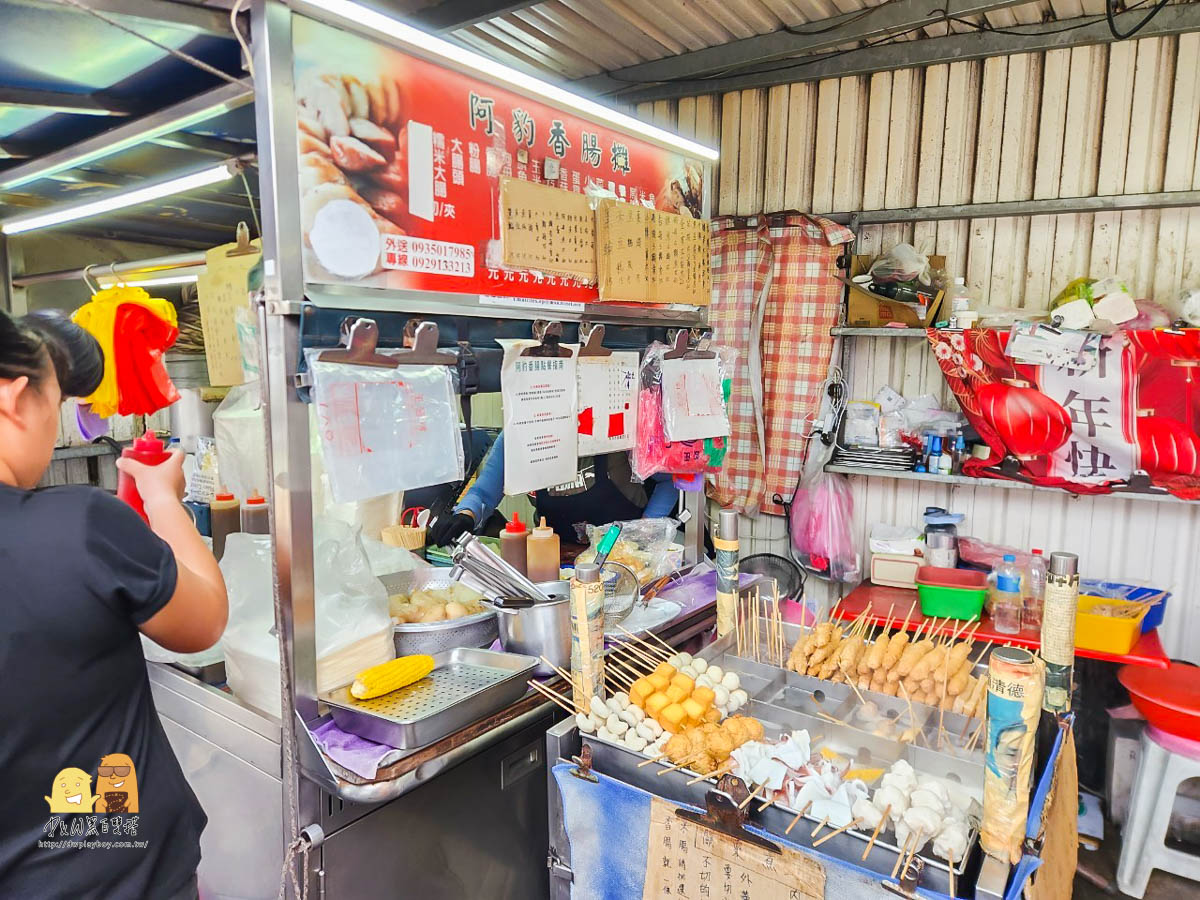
[296,71,411,278]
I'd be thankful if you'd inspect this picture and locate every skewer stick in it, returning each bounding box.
[606,650,647,678]
[656,755,700,776]
[614,625,671,660]
[903,830,927,873]
[946,854,956,898]
[841,664,870,706]
[827,598,843,623]
[862,805,891,860]
[809,815,830,839]
[540,655,576,686]
[891,833,914,879]
[784,800,813,835]
[612,639,659,668]
[754,587,762,663]
[637,753,667,768]
[686,763,731,786]
[812,816,863,847]
[815,709,851,728]
[738,781,766,810]
[899,601,915,635]
[527,680,580,716]
[604,662,637,687]
[757,792,776,812]
[629,624,677,657]
[965,717,986,754]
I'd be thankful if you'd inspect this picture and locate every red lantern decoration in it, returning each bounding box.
[978,379,1072,459]
[1136,416,1200,476]
[1128,329,1200,363]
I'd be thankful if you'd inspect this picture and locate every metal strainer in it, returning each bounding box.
[601,561,640,625]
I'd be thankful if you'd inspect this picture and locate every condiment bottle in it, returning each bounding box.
[241,492,270,534]
[209,490,240,561]
[569,563,606,711]
[116,433,171,522]
[499,512,528,577]
[526,516,561,583]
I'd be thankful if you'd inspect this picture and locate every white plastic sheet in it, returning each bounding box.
[307,351,464,503]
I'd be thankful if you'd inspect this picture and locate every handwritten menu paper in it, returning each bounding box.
[499,339,579,494]
[499,177,597,279]
[642,798,825,900]
[647,210,711,307]
[596,199,650,303]
[577,351,639,455]
[196,239,261,386]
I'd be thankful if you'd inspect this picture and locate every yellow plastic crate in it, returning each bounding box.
[1075,595,1150,656]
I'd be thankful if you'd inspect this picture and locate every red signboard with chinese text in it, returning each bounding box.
[293,16,706,303]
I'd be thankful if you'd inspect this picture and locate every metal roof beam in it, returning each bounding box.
[0,86,134,117]
[409,0,543,34]
[8,0,233,37]
[573,0,1031,95]
[602,3,1200,103]
[0,81,252,191]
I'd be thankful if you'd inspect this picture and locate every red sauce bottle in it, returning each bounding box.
[115,433,170,522]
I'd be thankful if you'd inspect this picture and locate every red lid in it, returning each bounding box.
[214,492,235,502]
[1032,548,1043,555]
[133,432,165,452]
[505,512,526,534]
[245,493,267,506]
[1120,662,1200,718]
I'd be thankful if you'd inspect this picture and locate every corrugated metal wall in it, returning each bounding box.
[661,36,1200,662]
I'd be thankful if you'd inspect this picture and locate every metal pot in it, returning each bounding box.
[494,581,570,677]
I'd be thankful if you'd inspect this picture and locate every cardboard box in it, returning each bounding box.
[841,253,946,328]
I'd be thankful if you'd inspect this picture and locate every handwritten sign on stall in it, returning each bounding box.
[641,798,825,900]
[596,200,711,306]
[647,210,711,307]
[596,199,650,303]
[499,177,596,279]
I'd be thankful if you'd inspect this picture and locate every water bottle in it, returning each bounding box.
[1024,549,1047,630]
[991,554,1024,634]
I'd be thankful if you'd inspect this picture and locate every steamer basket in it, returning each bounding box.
[381,570,499,656]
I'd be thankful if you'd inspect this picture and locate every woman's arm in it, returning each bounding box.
[118,452,228,653]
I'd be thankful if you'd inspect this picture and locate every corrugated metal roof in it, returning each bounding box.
[443,0,1062,83]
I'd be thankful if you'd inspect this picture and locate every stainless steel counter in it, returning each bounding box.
[150,662,557,899]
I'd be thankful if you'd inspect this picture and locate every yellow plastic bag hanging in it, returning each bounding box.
[71,286,178,418]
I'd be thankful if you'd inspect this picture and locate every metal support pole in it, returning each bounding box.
[252,1,321,896]
[0,235,25,315]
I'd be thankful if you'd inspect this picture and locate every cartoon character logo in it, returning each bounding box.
[94,753,139,814]
[45,768,100,814]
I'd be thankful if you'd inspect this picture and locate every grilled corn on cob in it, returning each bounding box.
[351,654,435,700]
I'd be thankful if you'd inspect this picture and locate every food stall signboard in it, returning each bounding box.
[293,15,706,303]
[642,797,825,899]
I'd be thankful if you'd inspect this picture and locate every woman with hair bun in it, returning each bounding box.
[0,309,226,899]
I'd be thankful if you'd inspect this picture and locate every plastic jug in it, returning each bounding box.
[116,433,170,522]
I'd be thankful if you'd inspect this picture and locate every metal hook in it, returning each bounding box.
[108,261,122,288]
[81,263,101,295]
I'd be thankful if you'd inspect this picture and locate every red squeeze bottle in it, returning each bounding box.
[116,433,170,522]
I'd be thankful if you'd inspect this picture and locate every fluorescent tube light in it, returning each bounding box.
[1,162,237,235]
[96,273,200,289]
[0,87,249,191]
[298,0,720,162]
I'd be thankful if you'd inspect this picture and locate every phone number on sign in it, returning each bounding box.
[381,235,475,277]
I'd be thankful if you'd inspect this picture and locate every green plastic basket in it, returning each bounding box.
[917,583,987,620]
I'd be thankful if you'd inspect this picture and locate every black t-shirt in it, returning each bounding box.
[0,484,206,899]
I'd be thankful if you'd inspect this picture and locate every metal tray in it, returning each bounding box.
[321,647,537,749]
[170,660,226,685]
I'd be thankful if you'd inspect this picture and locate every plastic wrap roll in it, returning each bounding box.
[980,647,1044,863]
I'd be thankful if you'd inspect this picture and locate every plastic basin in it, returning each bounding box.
[915,566,988,620]
[1120,663,1200,742]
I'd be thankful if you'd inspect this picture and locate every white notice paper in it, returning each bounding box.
[577,352,639,455]
[660,356,729,442]
[407,120,434,222]
[500,339,579,495]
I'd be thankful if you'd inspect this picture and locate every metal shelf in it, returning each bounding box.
[825,463,1187,504]
[52,442,121,460]
[831,326,928,337]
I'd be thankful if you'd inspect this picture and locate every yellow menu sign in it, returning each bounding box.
[642,797,825,900]
[196,238,260,387]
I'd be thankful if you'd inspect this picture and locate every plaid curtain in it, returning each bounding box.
[709,214,853,515]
